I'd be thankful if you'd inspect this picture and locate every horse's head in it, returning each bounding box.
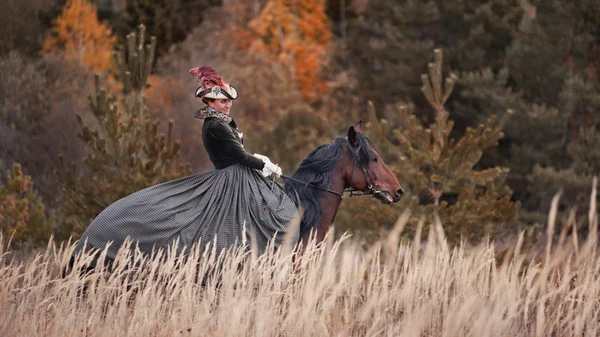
[345,121,404,204]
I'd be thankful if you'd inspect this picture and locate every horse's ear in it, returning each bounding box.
[354,120,363,133]
[348,126,359,147]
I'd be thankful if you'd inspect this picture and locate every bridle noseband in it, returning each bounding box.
[280,139,379,199]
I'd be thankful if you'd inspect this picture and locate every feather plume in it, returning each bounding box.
[189,66,226,89]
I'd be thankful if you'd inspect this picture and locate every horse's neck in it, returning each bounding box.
[307,166,346,244]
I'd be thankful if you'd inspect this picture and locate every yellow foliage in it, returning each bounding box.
[42,0,115,72]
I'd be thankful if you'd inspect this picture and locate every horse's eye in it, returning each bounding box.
[372,156,378,162]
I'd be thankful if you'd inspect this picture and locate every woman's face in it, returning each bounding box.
[208,98,232,114]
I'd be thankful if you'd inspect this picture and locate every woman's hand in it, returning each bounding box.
[252,154,282,178]
[264,162,282,178]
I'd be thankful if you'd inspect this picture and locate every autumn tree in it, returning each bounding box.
[339,50,520,245]
[0,161,55,248]
[58,26,191,239]
[42,0,115,72]
[245,0,332,102]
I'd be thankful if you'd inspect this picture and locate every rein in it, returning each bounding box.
[280,175,343,197]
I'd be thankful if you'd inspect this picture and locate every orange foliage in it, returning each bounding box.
[42,0,115,72]
[295,45,328,100]
[243,0,331,102]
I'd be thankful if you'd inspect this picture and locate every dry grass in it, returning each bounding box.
[1,180,599,336]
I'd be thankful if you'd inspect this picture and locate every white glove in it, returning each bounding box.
[265,161,282,178]
[252,153,282,178]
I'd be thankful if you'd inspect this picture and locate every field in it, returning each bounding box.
[1,191,599,337]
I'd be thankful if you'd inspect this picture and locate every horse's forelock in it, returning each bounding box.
[352,133,375,164]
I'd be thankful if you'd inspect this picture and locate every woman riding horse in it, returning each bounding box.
[70,66,403,269]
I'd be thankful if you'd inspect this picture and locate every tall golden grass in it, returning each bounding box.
[1,179,598,336]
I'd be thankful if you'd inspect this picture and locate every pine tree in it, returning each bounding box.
[454,1,600,228]
[58,26,191,239]
[340,50,520,245]
[0,161,55,248]
[505,0,600,105]
[525,76,600,227]
[449,65,570,210]
[324,0,362,39]
[117,0,187,57]
[42,0,116,72]
[340,0,522,116]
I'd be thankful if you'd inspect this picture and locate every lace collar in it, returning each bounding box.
[194,106,233,123]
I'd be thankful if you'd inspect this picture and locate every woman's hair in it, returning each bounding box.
[202,97,216,105]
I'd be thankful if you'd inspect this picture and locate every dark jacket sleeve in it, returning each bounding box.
[208,120,265,170]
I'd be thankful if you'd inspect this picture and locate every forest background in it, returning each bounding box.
[1,0,598,251]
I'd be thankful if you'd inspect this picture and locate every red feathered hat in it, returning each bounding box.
[189,66,238,100]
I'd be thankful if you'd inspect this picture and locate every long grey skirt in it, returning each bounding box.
[73,164,300,261]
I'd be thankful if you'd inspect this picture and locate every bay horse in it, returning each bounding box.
[283,121,404,245]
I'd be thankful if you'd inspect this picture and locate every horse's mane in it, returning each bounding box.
[285,133,374,235]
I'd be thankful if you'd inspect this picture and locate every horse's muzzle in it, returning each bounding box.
[374,188,403,204]
[394,188,404,202]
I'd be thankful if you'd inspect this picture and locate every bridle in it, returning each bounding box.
[344,139,378,197]
[280,139,378,199]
